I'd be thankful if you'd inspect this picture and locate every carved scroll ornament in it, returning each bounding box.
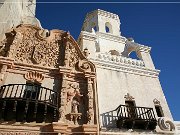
[158,117,175,132]
[78,60,94,72]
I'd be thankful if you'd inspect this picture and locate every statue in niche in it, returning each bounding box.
[71,98,79,113]
[66,83,83,104]
[66,83,83,125]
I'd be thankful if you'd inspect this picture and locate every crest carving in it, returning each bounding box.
[153,98,160,106]
[124,93,134,101]
[24,71,44,83]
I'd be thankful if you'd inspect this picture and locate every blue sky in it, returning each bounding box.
[36,1,180,120]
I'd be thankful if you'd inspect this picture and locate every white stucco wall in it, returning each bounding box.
[97,37,125,54]
[96,68,172,128]
[0,0,36,40]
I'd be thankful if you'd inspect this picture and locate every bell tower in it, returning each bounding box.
[82,9,121,36]
[78,9,126,58]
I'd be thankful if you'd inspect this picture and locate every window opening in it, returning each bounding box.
[155,105,164,117]
[105,26,110,33]
[24,82,41,100]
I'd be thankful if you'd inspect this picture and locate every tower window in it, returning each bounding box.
[93,26,97,32]
[105,22,112,33]
[155,105,164,117]
[105,26,110,33]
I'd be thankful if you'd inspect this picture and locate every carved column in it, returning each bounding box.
[63,32,70,68]
[87,77,94,124]
[59,74,68,122]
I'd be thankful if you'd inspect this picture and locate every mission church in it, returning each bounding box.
[0,0,179,134]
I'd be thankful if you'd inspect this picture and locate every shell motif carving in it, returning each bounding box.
[158,117,175,132]
[24,71,44,83]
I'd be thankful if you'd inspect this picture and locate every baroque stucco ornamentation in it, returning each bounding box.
[24,71,44,83]
[78,60,94,73]
[64,40,79,68]
[0,24,98,133]
[2,25,64,67]
[124,93,134,101]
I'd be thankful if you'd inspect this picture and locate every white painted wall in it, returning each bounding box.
[0,0,37,40]
[96,67,172,128]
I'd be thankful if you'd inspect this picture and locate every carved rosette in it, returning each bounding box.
[24,71,44,83]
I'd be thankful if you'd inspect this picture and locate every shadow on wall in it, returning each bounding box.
[100,110,118,128]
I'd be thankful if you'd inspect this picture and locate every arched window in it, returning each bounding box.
[105,26,110,33]
[105,22,113,33]
[91,22,97,32]
[129,51,140,60]
[93,26,97,32]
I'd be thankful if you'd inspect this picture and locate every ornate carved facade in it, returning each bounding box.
[0,24,98,134]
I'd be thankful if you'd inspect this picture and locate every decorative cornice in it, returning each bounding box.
[86,9,120,22]
[96,32,126,43]
[95,53,145,67]
[90,57,160,78]
[137,45,151,53]
[79,31,126,44]
[80,31,97,41]
[0,56,14,69]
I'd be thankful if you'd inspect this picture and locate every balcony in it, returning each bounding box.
[0,84,59,123]
[116,105,157,130]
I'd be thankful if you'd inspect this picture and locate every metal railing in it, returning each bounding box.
[116,105,156,121]
[0,84,59,108]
